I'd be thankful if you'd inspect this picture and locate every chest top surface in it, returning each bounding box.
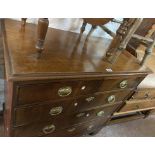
[1,19,151,80]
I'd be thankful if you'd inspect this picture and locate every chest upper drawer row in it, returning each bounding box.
[15,76,143,105]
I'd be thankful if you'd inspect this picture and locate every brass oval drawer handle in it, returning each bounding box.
[97,110,105,117]
[58,86,72,97]
[42,124,55,134]
[107,95,116,103]
[76,112,86,118]
[120,80,128,89]
[81,85,86,90]
[67,127,76,132]
[49,106,63,116]
[86,96,95,102]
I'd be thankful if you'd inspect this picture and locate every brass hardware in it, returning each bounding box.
[67,127,76,132]
[58,86,72,97]
[120,80,128,89]
[107,95,116,103]
[86,96,95,102]
[49,106,63,116]
[42,124,55,134]
[74,102,78,106]
[97,111,105,117]
[86,113,90,117]
[81,86,86,90]
[76,112,85,117]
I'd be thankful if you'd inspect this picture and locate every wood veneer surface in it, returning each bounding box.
[2,19,151,81]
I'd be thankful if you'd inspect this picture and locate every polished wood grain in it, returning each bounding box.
[1,19,151,136]
[16,80,79,105]
[2,19,151,81]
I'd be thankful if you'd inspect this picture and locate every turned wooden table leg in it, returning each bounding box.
[36,18,49,54]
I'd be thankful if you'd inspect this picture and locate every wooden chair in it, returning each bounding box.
[105,18,155,66]
[80,18,115,38]
[21,18,155,66]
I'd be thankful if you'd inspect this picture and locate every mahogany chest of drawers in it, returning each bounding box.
[1,19,151,136]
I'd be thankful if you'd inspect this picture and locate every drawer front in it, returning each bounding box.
[16,81,79,105]
[14,99,74,127]
[131,89,155,100]
[71,89,132,112]
[13,118,108,137]
[99,77,143,92]
[16,76,142,106]
[116,99,155,115]
[14,103,119,128]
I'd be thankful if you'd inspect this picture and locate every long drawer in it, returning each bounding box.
[14,103,120,127]
[114,99,155,116]
[13,118,108,137]
[15,76,143,106]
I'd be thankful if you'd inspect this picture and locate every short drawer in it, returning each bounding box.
[14,103,119,128]
[16,81,79,105]
[71,89,132,112]
[13,118,108,137]
[115,99,155,115]
[130,88,155,100]
[99,76,143,92]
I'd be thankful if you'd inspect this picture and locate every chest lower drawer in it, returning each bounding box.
[13,118,108,137]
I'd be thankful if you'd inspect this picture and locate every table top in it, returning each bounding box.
[1,19,151,81]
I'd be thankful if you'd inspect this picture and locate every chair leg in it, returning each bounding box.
[35,18,49,54]
[141,35,155,65]
[85,25,96,40]
[21,18,27,27]
[80,21,87,34]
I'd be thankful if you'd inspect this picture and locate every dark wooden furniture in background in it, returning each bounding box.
[127,18,155,54]
[0,19,152,136]
[108,19,155,125]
